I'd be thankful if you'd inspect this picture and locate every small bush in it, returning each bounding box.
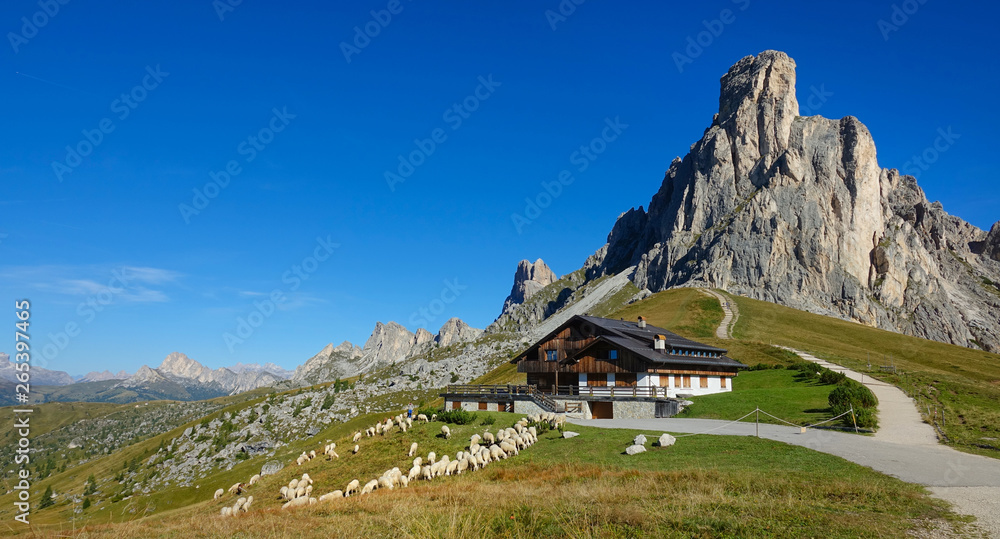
[480,415,496,426]
[82,497,91,510]
[417,406,438,419]
[852,407,879,430]
[437,409,476,425]
[528,420,551,434]
[450,373,460,383]
[819,369,847,385]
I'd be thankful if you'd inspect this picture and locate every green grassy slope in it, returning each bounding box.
[32,412,966,539]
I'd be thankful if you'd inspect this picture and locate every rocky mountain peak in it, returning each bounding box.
[502,258,557,315]
[585,50,1000,352]
[158,352,209,379]
[985,222,1000,262]
[436,317,484,348]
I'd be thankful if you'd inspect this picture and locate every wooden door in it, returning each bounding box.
[591,401,614,419]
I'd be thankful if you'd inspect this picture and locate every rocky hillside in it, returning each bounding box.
[584,50,1000,352]
[291,318,484,386]
[1,353,75,386]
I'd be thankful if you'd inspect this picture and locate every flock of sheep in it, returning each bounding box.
[211,409,566,517]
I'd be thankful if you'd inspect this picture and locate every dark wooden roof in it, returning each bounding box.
[512,314,747,370]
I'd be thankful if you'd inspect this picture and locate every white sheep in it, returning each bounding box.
[421,465,433,481]
[483,432,495,445]
[282,497,309,510]
[318,490,344,502]
[353,444,360,454]
[470,434,481,446]
[280,486,289,500]
[431,413,437,421]
[242,495,253,512]
[309,450,317,459]
[399,422,408,433]
[344,479,360,497]
[441,425,451,439]
[446,460,459,476]
[406,417,413,428]
[228,482,244,495]
[360,479,378,495]
[413,456,423,468]
[353,431,363,442]
[400,475,409,488]
[220,506,233,517]
[457,457,469,475]
[500,441,518,457]
[213,488,224,500]
[408,465,421,482]
[427,451,436,464]
[249,474,260,486]
[417,413,428,423]
[301,473,313,485]
[409,442,418,457]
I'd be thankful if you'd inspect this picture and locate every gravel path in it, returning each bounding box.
[621,288,1000,537]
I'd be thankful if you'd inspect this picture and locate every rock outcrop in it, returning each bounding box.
[436,317,484,347]
[585,50,1000,351]
[501,259,557,315]
[113,352,280,398]
[291,318,484,385]
[985,222,1000,262]
[0,353,75,386]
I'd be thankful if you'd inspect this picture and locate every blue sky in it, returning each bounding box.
[2,0,997,375]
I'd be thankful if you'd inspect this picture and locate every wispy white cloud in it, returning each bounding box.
[0,264,180,304]
[276,293,327,311]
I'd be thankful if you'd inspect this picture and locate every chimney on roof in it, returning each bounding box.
[653,334,666,351]
[637,316,646,329]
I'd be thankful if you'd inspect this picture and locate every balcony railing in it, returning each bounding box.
[444,384,670,400]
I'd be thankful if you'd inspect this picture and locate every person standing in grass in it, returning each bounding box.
[407,403,413,419]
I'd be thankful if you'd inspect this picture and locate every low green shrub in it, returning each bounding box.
[437,409,476,425]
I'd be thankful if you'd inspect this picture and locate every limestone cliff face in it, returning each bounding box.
[501,259,557,315]
[585,50,1000,352]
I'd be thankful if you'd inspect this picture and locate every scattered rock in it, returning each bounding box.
[633,434,647,446]
[658,433,676,447]
[625,444,647,455]
[562,431,579,439]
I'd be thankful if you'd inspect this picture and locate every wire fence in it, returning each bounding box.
[669,406,859,438]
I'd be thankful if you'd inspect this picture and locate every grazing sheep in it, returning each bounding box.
[344,479,360,497]
[228,482,244,495]
[417,413,428,423]
[301,473,313,485]
[406,417,413,428]
[280,486,289,500]
[483,432,495,445]
[213,488,224,500]
[249,474,260,486]
[360,479,378,495]
[318,490,344,502]
[413,456,423,468]
[469,443,480,455]
[309,450,317,459]
[220,506,233,517]
[431,413,437,421]
[235,497,247,510]
[470,434,481,446]
[353,431,362,442]
[409,442,418,457]
[427,451,436,464]
[282,496,309,510]
[500,441,518,457]
[408,465,421,482]
[400,475,409,488]
[242,495,253,512]
[490,445,504,461]
[446,460,459,476]
[456,457,469,475]
[399,422,408,433]
[421,465,433,481]
[353,444,360,454]
[441,425,451,439]
[375,423,383,435]
[295,486,306,499]
[289,479,299,490]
